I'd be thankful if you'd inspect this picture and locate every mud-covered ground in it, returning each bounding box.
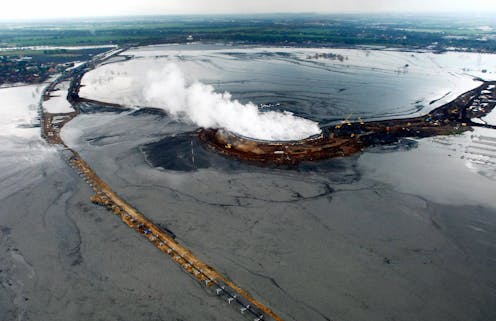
[52,107,496,321]
[2,45,496,321]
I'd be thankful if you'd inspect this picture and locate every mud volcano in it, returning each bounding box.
[199,128,363,165]
[200,81,496,165]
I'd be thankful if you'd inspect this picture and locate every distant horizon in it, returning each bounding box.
[1,11,496,24]
[1,0,495,22]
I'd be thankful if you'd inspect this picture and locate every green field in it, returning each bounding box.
[0,14,495,51]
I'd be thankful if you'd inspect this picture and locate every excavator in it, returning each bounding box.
[335,113,353,129]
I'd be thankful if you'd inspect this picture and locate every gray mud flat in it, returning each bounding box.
[2,69,495,320]
[55,110,496,321]
[0,149,243,321]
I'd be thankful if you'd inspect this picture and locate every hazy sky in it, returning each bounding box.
[2,0,496,20]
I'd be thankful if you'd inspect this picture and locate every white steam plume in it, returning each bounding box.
[142,64,321,141]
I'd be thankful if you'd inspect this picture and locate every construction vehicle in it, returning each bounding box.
[335,113,353,129]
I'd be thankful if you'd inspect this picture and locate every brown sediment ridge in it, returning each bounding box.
[41,51,285,321]
[199,81,496,165]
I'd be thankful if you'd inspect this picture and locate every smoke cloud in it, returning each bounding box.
[142,64,321,141]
